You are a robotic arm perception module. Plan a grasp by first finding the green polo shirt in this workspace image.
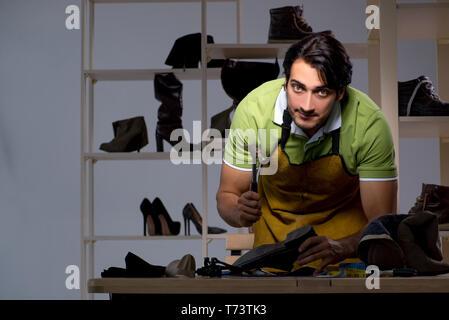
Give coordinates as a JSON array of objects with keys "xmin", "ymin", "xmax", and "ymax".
[{"xmin": 223, "ymin": 78, "xmax": 397, "ymax": 180}]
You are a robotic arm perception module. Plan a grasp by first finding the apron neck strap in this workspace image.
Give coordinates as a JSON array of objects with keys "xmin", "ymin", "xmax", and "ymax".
[
  {"xmin": 280, "ymin": 109, "xmax": 292, "ymax": 150},
  {"xmin": 331, "ymin": 128, "xmax": 340, "ymax": 154}
]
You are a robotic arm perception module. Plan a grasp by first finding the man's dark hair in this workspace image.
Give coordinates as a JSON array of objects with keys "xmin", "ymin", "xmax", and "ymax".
[{"xmin": 283, "ymin": 31, "xmax": 352, "ymax": 91}]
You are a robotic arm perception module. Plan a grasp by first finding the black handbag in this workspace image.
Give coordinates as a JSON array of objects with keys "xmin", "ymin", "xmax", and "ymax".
[{"xmin": 220, "ymin": 58, "xmax": 280, "ymax": 104}]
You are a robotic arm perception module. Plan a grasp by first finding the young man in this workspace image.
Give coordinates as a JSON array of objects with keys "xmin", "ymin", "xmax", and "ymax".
[{"xmin": 216, "ymin": 32, "xmax": 398, "ymax": 275}]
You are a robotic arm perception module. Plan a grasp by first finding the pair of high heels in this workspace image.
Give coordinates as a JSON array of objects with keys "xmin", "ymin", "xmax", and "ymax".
[
  {"xmin": 182, "ymin": 203, "xmax": 227, "ymax": 236},
  {"xmin": 140, "ymin": 197, "xmax": 181, "ymax": 236}
]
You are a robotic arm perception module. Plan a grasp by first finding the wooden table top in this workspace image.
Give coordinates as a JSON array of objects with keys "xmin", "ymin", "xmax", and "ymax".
[{"xmin": 88, "ymin": 275, "xmax": 449, "ymax": 294}]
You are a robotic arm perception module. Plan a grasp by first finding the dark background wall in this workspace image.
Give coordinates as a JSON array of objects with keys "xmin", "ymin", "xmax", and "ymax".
[{"xmin": 0, "ymin": 0, "xmax": 439, "ymax": 298}]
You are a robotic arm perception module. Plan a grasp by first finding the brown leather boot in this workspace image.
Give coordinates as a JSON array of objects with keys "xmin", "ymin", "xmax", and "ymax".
[
  {"xmin": 268, "ymin": 5, "xmax": 313, "ymax": 43},
  {"xmin": 398, "ymin": 76, "xmax": 449, "ymax": 116},
  {"xmin": 409, "ymin": 183, "xmax": 449, "ymax": 224}
]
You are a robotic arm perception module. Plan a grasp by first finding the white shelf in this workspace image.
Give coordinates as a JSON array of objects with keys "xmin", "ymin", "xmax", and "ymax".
[
  {"xmin": 85, "ymin": 152, "xmax": 171, "ymax": 161},
  {"xmin": 397, "ymin": 2, "xmax": 449, "ymax": 40},
  {"xmin": 85, "ymin": 68, "xmax": 221, "ymax": 81},
  {"xmin": 399, "ymin": 116, "xmax": 449, "ymax": 138},
  {"xmin": 84, "ymin": 152, "xmax": 208, "ymax": 161},
  {"xmin": 207, "ymin": 43, "xmax": 368, "ymax": 60},
  {"xmin": 93, "ymin": 0, "xmax": 235, "ymax": 3},
  {"xmin": 206, "ymin": 234, "xmax": 227, "ymax": 240},
  {"xmin": 84, "ymin": 235, "xmax": 201, "ymax": 241}
]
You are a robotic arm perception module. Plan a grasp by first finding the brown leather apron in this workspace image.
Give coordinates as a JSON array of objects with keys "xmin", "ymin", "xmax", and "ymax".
[{"xmin": 254, "ymin": 110, "xmax": 367, "ymax": 269}]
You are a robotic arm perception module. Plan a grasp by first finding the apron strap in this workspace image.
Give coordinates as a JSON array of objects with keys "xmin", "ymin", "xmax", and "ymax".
[
  {"xmin": 331, "ymin": 128, "xmax": 340, "ymax": 155},
  {"xmin": 280, "ymin": 109, "xmax": 340, "ymax": 155},
  {"xmin": 280, "ymin": 109, "xmax": 292, "ymax": 150}
]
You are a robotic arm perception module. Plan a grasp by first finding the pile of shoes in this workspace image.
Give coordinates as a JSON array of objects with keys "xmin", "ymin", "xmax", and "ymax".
[
  {"xmin": 398, "ymin": 76, "xmax": 449, "ymax": 116},
  {"xmin": 358, "ymin": 183, "xmax": 449, "ymax": 275},
  {"xmin": 101, "ymin": 251, "xmax": 196, "ymax": 278},
  {"xmin": 139, "ymin": 197, "xmax": 226, "ymax": 236}
]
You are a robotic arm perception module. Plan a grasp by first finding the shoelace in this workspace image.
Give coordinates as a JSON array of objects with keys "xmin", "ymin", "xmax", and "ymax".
[{"xmin": 407, "ymin": 78, "xmax": 441, "ymax": 116}]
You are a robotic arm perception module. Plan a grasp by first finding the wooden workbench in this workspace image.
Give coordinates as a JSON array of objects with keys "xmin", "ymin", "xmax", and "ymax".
[{"xmin": 88, "ymin": 275, "xmax": 449, "ymax": 294}]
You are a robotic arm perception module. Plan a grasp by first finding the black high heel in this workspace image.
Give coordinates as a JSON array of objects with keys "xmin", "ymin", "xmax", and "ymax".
[
  {"xmin": 152, "ymin": 197, "xmax": 181, "ymax": 236},
  {"xmin": 182, "ymin": 203, "xmax": 227, "ymax": 235},
  {"xmin": 140, "ymin": 198, "xmax": 161, "ymax": 236}
]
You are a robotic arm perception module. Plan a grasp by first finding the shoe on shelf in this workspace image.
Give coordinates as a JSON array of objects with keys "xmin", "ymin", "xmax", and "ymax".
[
  {"xmin": 154, "ymin": 72, "xmax": 198, "ymax": 152},
  {"xmin": 152, "ymin": 197, "xmax": 181, "ymax": 236},
  {"xmin": 409, "ymin": 183, "xmax": 449, "ymax": 224},
  {"xmin": 267, "ymin": 5, "xmax": 313, "ymax": 43},
  {"xmin": 99, "ymin": 116, "xmax": 148, "ymax": 152},
  {"xmin": 220, "ymin": 59, "xmax": 280, "ymax": 106},
  {"xmin": 398, "ymin": 76, "xmax": 449, "ymax": 116},
  {"xmin": 182, "ymin": 202, "xmax": 227, "ymax": 235},
  {"xmin": 140, "ymin": 198, "xmax": 162, "ymax": 236},
  {"xmin": 165, "ymin": 33, "xmax": 225, "ymax": 69},
  {"xmin": 210, "ymin": 102, "xmax": 237, "ymax": 139}
]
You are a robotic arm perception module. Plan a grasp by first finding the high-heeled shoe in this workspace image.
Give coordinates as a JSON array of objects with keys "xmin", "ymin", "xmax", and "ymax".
[
  {"xmin": 183, "ymin": 203, "xmax": 227, "ymax": 235},
  {"xmin": 152, "ymin": 197, "xmax": 181, "ymax": 236},
  {"xmin": 139, "ymin": 198, "xmax": 161, "ymax": 236},
  {"xmin": 99, "ymin": 116, "xmax": 148, "ymax": 152}
]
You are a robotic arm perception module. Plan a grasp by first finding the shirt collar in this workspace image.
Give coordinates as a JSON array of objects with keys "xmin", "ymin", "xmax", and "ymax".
[{"xmin": 273, "ymin": 86, "xmax": 341, "ymax": 144}]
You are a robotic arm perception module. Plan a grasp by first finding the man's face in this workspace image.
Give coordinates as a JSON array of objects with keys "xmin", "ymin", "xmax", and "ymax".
[{"xmin": 285, "ymin": 58, "xmax": 344, "ymax": 138}]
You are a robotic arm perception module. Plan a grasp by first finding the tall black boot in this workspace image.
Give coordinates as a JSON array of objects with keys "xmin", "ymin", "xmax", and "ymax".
[{"xmin": 154, "ymin": 73, "xmax": 193, "ymax": 152}]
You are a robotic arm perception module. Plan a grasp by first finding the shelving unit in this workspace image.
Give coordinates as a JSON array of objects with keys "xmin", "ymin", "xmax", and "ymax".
[
  {"xmin": 80, "ymin": 0, "xmax": 253, "ymax": 300},
  {"xmin": 80, "ymin": 0, "xmax": 449, "ymax": 299},
  {"xmin": 367, "ymin": 0, "xmax": 449, "ymax": 192}
]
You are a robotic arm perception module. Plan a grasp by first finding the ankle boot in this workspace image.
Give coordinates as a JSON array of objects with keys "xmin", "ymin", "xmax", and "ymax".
[
  {"xmin": 99, "ymin": 116, "xmax": 148, "ymax": 152},
  {"xmin": 165, "ymin": 33, "xmax": 225, "ymax": 69},
  {"xmin": 268, "ymin": 5, "xmax": 313, "ymax": 43},
  {"xmin": 154, "ymin": 73, "xmax": 194, "ymax": 152},
  {"xmin": 398, "ymin": 76, "xmax": 449, "ymax": 116},
  {"xmin": 409, "ymin": 183, "xmax": 449, "ymax": 224}
]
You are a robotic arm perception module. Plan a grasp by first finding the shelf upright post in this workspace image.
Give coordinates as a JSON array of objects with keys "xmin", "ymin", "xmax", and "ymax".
[
  {"xmin": 87, "ymin": 0, "xmax": 96, "ymax": 301},
  {"xmin": 80, "ymin": 0, "xmax": 88, "ymax": 301},
  {"xmin": 378, "ymin": 0, "xmax": 399, "ymax": 212},
  {"xmin": 438, "ymin": 39, "xmax": 449, "ymax": 186},
  {"xmin": 201, "ymin": 0, "xmax": 208, "ymax": 259},
  {"xmin": 437, "ymin": 0, "xmax": 449, "ymax": 186},
  {"xmin": 236, "ymin": 0, "xmax": 241, "ymax": 44}
]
